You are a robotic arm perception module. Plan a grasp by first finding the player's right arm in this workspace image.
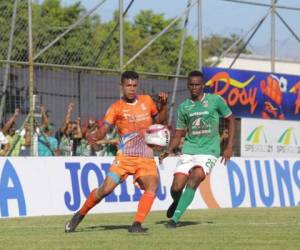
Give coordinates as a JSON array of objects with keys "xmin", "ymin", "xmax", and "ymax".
[
  {"xmin": 87, "ymin": 102, "xmax": 118, "ymax": 145},
  {"xmin": 85, "ymin": 123, "xmax": 110, "ymax": 148},
  {"xmin": 159, "ymin": 129, "xmax": 185, "ymax": 163},
  {"xmin": 159, "ymin": 104, "xmax": 186, "ymax": 162},
  {"xmin": 168, "ymin": 129, "xmax": 186, "ymax": 154}
]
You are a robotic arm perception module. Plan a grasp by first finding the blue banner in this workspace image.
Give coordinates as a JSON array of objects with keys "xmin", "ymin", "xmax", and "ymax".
[{"xmin": 203, "ymin": 67, "xmax": 300, "ymax": 120}]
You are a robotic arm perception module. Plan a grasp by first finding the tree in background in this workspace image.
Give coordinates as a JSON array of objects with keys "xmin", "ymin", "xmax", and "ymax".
[
  {"xmin": 0, "ymin": 0, "xmax": 251, "ymax": 75},
  {"xmin": 203, "ymin": 33, "xmax": 251, "ymax": 64},
  {"xmin": 0, "ymin": 0, "xmax": 28, "ymax": 61}
]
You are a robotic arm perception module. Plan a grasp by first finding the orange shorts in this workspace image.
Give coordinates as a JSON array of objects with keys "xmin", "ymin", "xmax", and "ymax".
[{"xmin": 109, "ymin": 155, "xmax": 158, "ymax": 183}]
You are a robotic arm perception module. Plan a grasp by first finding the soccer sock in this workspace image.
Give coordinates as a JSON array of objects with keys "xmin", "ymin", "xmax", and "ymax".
[
  {"xmin": 134, "ymin": 191, "xmax": 156, "ymax": 223},
  {"xmin": 171, "ymin": 187, "xmax": 196, "ymax": 223},
  {"xmin": 79, "ymin": 188, "xmax": 100, "ymax": 215},
  {"xmin": 171, "ymin": 189, "xmax": 182, "ymax": 202}
]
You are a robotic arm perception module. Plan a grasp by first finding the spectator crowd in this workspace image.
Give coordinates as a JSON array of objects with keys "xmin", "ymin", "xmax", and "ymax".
[
  {"xmin": 0, "ymin": 103, "xmax": 119, "ymax": 157},
  {"xmin": 0, "ymin": 104, "xmax": 229, "ymax": 157}
]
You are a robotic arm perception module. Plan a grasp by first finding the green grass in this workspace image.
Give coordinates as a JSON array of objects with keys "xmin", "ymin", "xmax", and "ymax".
[{"xmin": 0, "ymin": 207, "xmax": 299, "ymax": 250}]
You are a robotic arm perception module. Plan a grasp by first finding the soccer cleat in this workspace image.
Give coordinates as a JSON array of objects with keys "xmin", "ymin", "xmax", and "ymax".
[
  {"xmin": 65, "ymin": 211, "xmax": 85, "ymax": 233},
  {"xmin": 128, "ymin": 221, "xmax": 147, "ymax": 233},
  {"xmin": 166, "ymin": 201, "xmax": 178, "ymax": 218},
  {"xmin": 165, "ymin": 219, "xmax": 177, "ymax": 229}
]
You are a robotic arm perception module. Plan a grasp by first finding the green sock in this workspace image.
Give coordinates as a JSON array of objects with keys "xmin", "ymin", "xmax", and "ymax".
[{"xmin": 171, "ymin": 187, "xmax": 196, "ymax": 223}]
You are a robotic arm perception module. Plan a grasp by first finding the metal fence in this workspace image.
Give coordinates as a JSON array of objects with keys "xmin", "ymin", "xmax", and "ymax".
[
  {"xmin": 0, "ymin": 0, "xmax": 202, "ymax": 133},
  {"xmin": 0, "ymin": 62, "xmax": 189, "ymax": 128},
  {"xmin": 0, "ymin": 61, "xmax": 242, "ymax": 156},
  {"xmin": 4, "ymin": 0, "xmax": 297, "ymax": 156}
]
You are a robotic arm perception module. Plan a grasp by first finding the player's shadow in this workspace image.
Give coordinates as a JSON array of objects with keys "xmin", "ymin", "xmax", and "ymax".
[
  {"xmin": 81, "ymin": 224, "xmax": 149, "ymax": 232},
  {"xmin": 84, "ymin": 224, "xmax": 130, "ymax": 231},
  {"xmin": 155, "ymin": 220, "xmax": 213, "ymax": 227}
]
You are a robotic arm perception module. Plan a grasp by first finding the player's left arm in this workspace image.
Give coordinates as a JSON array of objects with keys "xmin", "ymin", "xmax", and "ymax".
[
  {"xmin": 222, "ymin": 114, "xmax": 235, "ymax": 164},
  {"xmin": 216, "ymin": 95, "xmax": 235, "ymax": 164},
  {"xmin": 154, "ymin": 92, "xmax": 168, "ymax": 124}
]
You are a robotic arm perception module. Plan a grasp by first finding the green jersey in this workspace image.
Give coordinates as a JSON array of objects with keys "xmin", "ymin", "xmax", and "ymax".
[{"xmin": 176, "ymin": 93, "xmax": 232, "ymax": 157}]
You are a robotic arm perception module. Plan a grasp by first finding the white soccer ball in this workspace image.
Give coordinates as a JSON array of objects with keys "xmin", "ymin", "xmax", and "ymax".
[{"xmin": 144, "ymin": 124, "xmax": 170, "ymax": 147}]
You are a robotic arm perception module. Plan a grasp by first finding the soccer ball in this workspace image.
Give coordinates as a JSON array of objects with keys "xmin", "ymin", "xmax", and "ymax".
[{"xmin": 144, "ymin": 124, "xmax": 170, "ymax": 147}]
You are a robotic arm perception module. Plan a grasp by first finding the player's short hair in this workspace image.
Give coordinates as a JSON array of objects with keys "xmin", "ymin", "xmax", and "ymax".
[
  {"xmin": 121, "ymin": 71, "xmax": 139, "ymax": 83},
  {"xmin": 188, "ymin": 70, "xmax": 203, "ymax": 78}
]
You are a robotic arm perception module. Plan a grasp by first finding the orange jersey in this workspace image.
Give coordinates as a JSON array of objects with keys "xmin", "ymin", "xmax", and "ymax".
[{"xmin": 104, "ymin": 95, "xmax": 158, "ymax": 157}]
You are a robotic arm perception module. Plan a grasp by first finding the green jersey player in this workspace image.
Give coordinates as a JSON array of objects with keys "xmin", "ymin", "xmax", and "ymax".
[{"xmin": 161, "ymin": 70, "xmax": 235, "ymax": 228}]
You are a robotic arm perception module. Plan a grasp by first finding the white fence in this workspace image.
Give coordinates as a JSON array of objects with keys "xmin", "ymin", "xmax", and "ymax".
[{"xmin": 0, "ymin": 157, "xmax": 299, "ymax": 218}]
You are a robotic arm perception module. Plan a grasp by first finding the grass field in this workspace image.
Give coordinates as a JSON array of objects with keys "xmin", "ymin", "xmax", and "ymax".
[{"xmin": 0, "ymin": 207, "xmax": 299, "ymax": 250}]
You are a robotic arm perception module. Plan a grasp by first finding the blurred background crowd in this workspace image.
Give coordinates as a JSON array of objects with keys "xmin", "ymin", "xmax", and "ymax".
[
  {"xmin": 0, "ymin": 103, "xmax": 119, "ymax": 157},
  {"xmin": 0, "ymin": 101, "xmax": 229, "ymax": 157}
]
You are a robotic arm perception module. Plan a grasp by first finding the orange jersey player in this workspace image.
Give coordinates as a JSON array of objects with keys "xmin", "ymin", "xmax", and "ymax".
[
  {"xmin": 65, "ymin": 70, "xmax": 168, "ymax": 233},
  {"xmin": 105, "ymin": 94, "xmax": 158, "ymax": 158}
]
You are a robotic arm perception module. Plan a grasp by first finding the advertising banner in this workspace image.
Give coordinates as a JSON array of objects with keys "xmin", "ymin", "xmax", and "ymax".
[
  {"xmin": 203, "ymin": 67, "xmax": 300, "ymax": 120},
  {"xmin": 1, "ymin": 157, "xmax": 299, "ymax": 218},
  {"xmin": 241, "ymin": 118, "xmax": 300, "ymax": 157}
]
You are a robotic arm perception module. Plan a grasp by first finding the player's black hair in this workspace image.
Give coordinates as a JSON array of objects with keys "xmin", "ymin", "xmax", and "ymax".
[
  {"xmin": 121, "ymin": 71, "xmax": 139, "ymax": 82},
  {"xmin": 188, "ymin": 70, "xmax": 204, "ymax": 78}
]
